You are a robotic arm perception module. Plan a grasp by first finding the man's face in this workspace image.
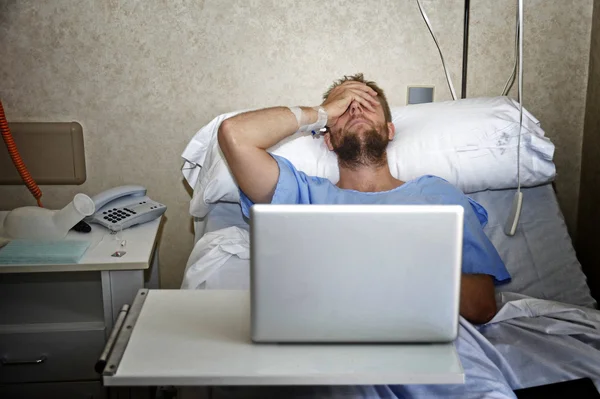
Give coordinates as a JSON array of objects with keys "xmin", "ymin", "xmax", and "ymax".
[{"xmin": 325, "ymin": 98, "xmax": 395, "ymax": 169}]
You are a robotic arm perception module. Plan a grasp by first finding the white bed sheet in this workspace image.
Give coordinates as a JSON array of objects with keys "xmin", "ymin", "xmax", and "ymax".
[
  {"xmin": 187, "ymin": 184, "xmax": 596, "ymax": 308},
  {"xmin": 193, "ymin": 202, "xmax": 248, "ymax": 242}
]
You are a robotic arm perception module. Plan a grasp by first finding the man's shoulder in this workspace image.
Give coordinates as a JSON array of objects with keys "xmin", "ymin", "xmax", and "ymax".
[
  {"xmin": 412, "ymin": 175, "xmax": 470, "ymax": 202},
  {"xmin": 413, "ymin": 174, "xmax": 457, "ymax": 189},
  {"xmin": 414, "ymin": 175, "xmax": 488, "ymax": 225}
]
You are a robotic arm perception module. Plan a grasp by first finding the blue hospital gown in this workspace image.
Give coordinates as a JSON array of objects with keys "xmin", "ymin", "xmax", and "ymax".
[{"xmin": 240, "ymin": 154, "xmax": 510, "ymax": 284}]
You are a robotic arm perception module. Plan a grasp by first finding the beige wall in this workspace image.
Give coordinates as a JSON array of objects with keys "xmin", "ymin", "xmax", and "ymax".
[
  {"xmin": 578, "ymin": 0, "xmax": 600, "ymax": 299},
  {"xmin": 0, "ymin": 0, "xmax": 593, "ymax": 288}
]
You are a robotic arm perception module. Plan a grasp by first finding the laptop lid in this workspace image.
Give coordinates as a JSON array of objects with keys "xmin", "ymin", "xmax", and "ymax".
[{"xmin": 250, "ymin": 204, "xmax": 463, "ymax": 343}]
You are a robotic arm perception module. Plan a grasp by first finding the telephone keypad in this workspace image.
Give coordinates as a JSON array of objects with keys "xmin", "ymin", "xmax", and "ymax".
[{"xmin": 89, "ymin": 198, "xmax": 166, "ymax": 232}]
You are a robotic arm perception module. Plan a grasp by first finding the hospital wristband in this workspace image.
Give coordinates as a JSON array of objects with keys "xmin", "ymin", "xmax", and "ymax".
[{"xmin": 309, "ymin": 106, "xmax": 328, "ymax": 135}]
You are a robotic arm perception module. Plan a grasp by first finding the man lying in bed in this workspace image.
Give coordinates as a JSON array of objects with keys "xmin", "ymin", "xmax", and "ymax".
[{"xmin": 218, "ymin": 73, "xmax": 510, "ymax": 325}]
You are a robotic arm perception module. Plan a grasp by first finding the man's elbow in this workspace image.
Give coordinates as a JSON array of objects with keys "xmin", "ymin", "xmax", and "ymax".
[
  {"xmin": 460, "ymin": 274, "xmax": 498, "ymax": 324},
  {"xmin": 464, "ymin": 299, "xmax": 497, "ymax": 325},
  {"xmin": 217, "ymin": 119, "xmax": 237, "ymax": 152}
]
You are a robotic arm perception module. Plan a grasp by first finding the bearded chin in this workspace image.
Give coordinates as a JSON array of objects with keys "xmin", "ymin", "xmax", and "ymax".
[{"xmin": 332, "ymin": 128, "xmax": 390, "ymax": 170}]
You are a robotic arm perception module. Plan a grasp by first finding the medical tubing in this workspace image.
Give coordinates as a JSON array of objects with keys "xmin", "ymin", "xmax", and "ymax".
[
  {"xmin": 502, "ymin": 8, "xmax": 519, "ymax": 96},
  {"xmin": 416, "ymin": 0, "xmax": 458, "ymax": 101},
  {"xmin": 0, "ymin": 100, "xmax": 43, "ymax": 207}
]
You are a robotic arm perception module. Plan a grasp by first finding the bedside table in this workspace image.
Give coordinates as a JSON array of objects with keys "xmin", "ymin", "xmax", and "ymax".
[
  {"xmin": 0, "ymin": 212, "xmax": 162, "ymax": 399},
  {"xmin": 103, "ymin": 290, "xmax": 463, "ymax": 388}
]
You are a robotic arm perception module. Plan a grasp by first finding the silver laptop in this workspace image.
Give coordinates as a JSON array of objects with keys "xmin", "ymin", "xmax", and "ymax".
[{"xmin": 250, "ymin": 204, "xmax": 464, "ymax": 343}]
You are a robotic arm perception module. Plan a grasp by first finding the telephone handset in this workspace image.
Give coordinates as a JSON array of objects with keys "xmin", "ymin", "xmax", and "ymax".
[{"xmin": 85, "ymin": 185, "xmax": 166, "ymax": 231}]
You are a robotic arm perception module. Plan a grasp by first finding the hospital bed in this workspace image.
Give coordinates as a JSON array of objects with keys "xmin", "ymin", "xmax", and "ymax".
[
  {"xmin": 179, "ymin": 183, "xmax": 600, "ymax": 398},
  {"xmin": 173, "ymin": 1, "xmax": 600, "ymax": 391}
]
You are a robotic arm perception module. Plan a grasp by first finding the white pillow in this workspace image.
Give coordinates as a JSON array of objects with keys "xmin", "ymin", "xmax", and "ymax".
[{"xmin": 182, "ymin": 97, "xmax": 556, "ymax": 217}]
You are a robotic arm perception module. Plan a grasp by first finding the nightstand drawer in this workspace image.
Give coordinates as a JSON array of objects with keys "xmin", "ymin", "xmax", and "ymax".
[
  {"xmin": 0, "ymin": 271, "xmax": 104, "ymax": 325},
  {"xmin": 0, "ymin": 327, "xmax": 105, "ymax": 384}
]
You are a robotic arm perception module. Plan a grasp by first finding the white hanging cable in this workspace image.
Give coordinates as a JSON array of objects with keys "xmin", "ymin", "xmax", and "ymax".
[
  {"xmin": 516, "ymin": 0, "xmax": 523, "ymax": 193},
  {"xmin": 501, "ymin": 10, "xmax": 519, "ymax": 96},
  {"xmin": 416, "ymin": 0, "xmax": 458, "ymax": 100},
  {"xmin": 504, "ymin": 0, "xmax": 524, "ymax": 236}
]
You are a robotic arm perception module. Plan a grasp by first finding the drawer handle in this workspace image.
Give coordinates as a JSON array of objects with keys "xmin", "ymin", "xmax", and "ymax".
[{"xmin": 1, "ymin": 355, "xmax": 47, "ymax": 366}]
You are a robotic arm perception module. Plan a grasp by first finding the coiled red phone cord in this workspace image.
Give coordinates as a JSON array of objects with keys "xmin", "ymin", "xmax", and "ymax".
[{"xmin": 0, "ymin": 100, "xmax": 43, "ymax": 207}]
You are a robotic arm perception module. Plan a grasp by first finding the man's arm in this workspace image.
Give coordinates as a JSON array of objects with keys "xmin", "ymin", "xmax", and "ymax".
[
  {"xmin": 218, "ymin": 107, "xmax": 312, "ymax": 204},
  {"xmin": 218, "ymin": 82, "xmax": 378, "ymax": 204},
  {"xmin": 460, "ymin": 274, "xmax": 497, "ymax": 324}
]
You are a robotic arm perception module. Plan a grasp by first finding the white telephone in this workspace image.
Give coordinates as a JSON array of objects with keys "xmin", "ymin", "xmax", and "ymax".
[{"xmin": 85, "ymin": 185, "xmax": 166, "ymax": 232}]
